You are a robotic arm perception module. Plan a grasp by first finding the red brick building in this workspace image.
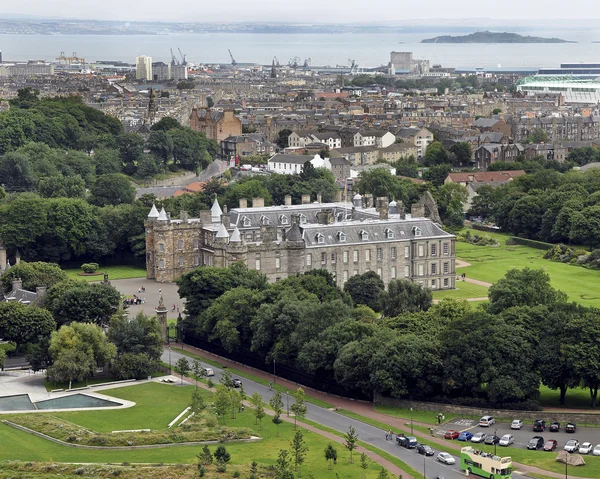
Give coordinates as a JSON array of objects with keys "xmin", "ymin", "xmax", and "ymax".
[{"xmin": 189, "ymin": 108, "xmax": 242, "ymax": 142}]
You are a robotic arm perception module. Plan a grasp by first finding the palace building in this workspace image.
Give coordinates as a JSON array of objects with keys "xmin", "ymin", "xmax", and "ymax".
[{"xmin": 145, "ymin": 193, "xmax": 457, "ymax": 290}]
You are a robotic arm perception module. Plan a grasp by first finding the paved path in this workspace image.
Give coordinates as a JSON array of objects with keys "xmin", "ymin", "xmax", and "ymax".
[
  {"xmin": 167, "ymin": 342, "xmax": 594, "ymax": 479},
  {"xmin": 111, "ymin": 279, "xmax": 182, "ymax": 323}
]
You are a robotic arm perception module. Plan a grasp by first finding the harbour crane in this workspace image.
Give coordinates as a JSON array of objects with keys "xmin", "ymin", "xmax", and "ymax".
[
  {"xmin": 229, "ymin": 49, "xmax": 237, "ymax": 66},
  {"xmin": 349, "ymin": 59, "xmax": 358, "ymax": 74},
  {"xmin": 273, "ymin": 56, "xmax": 280, "ymax": 67},
  {"xmin": 288, "ymin": 56, "xmax": 300, "ymax": 69},
  {"xmin": 170, "ymin": 48, "xmax": 179, "ymax": 66},
  {"xmin": 178, "ymin": 47, "xmax": 188, "ymax": 65},
  {"xmin": 303, "ymin": 58, "xmax": 311, "ymax": 70}
]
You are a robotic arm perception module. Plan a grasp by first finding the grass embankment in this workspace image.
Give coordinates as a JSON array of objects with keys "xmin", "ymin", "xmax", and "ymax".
[
  {"xmin": 431, "ymin": 281, "xmax": 490, "ymax": 301},
  {"xmin": 64, "ymin": 265, "xmax": 146, "ymax": 282},
  {"xmin": 0, "ymin": 382, "xmax": 387, "ymax": 478}
]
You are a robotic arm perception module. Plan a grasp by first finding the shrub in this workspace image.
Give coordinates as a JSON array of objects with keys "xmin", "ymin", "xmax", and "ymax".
[
  {"xmin": 198, "ymin": 466, "xmax": 206, "ymax": 477},
  {"xmin": 233, "ymin": 472, "xmax": 240, "ymax": 478},
  {"xmin": 81, "ymin": 263, "xmax": 100, "ymax": 274},
  {"xmin": 510, "ymin": 237, "xmax": 553, "ymax": 250},
  {"xmin": 215, "ymin": 463, "xmax": 227, "ymax": 473}
]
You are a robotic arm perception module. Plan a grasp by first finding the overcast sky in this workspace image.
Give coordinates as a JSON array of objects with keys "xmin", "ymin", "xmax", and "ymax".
[{"xmin": 1, "ymin": 0, "xmax": 599, "ymax": 23}]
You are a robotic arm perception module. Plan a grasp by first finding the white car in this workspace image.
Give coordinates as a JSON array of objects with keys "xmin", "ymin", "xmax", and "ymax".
[
  {"xmin": 499, "ymin": 434, "xmax": 514, "ymax": 446},
  {"xmin": 579, "ymin": 442, "xmax": 593, "ymax": 454},
  {"xmin": 479, "ymin": 415, "xmax": 495, "ymax": 427},
  {"xmin": 593, "ymin": 444, "xmax": 600, "ymax": 456},
  {"xmin": 564, "ymin": 440, "xmax": 580, "ymax": 453},
  {"xmin": 510, "ymin": 420, "xmax": 523, "ymax": 430},
  {"xmin": 437, "ymin": 452, "xmax": 456, "ymax": 465},
  {"xmin": 471, "ymin": 432, "xmax": 487, "ymax": 443},
  {"xmin": 204, "ymin": 368, "xmax": 215, "ymax": 377}
]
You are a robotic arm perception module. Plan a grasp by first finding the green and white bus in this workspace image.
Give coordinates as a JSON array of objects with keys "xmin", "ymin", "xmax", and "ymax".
[{"xmin": 460, "ymin": 446, "xmax": 512, "ymax": 479}]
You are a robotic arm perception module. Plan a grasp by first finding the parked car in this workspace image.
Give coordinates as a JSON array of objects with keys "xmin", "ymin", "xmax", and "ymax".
[
  {"xmin": 471, "ymin": 432, "xmax": 487, "ymax": 443},
  {"xmin": 417, "ymin": 444, "xmax": 435, "ymax": 456},
  {"xmin": 437, "ymin": 452, "xmax": 456, "ymax": 465},
  {"xmin": 593, "ymin": 444, "xmax": 600, "ymax": 456},
  {"xmin": 579, "ymin": 442, "xmax": 593, "ymax": 454},
  {"xmin": 397, "ymin": 435, "xmax": 418, "ymax": 449},
  {"xmin": 232, "ymin": 378, "xmax": 243, "ymax": 388},
  {"xmin": 549, "ymin": 422, "xmax": 560, "ymax": 432},
  {"xmin": 510, "ymin": 420, "xmax": 523, "ymax": 430},
  {"xmin": 533, "ymin": 420, "xmax": 546, "ymax": 432},
  {"xmin": 566, "ymin": 423, "xmax": 577, "ymax": 433},
  {"xmin": 204, "ymin": 368, "xmax": 215, "ymax": 377},
  {"xmin": 444, "ymin": 430, "xmax": 460, "ymax": 440},
  {"xmin": 527, "ymin": 436, "xmax": 544, "ymax": 450},
  {"xmin": 499, "ymin": 434, "xmax": 514, "ymax": 446},
  {"xmin": 564, "ymin": 440, "xmax": 580, "ymax": 453},
  {"xmin": 485, "ymin": 434, "xmax": 500, "ymax": 445},
  {"xmin": 544, "ymin": 440, "xmax": 558, "ymax": 451},
  {"xmin": 458, "ymin": 432, "xmax": 473, "ymax": 441},
  {"xmin": 479, "ymin": 415, "xmax": 495, "ymax": 427}
]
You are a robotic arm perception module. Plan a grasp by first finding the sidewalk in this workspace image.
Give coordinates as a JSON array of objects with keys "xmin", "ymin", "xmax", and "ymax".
[{"xmin": 173, "ymin": 342, "xmax": 590, "ymax": 479}]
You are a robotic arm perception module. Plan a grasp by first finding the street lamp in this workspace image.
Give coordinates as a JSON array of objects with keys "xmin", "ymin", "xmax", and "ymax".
[
  {"xmin": 286, "ymin": 390, "xmax": 290, "ymax": 416},
  {"xmin": 565, "ymin": 451, "xmax": 569, "ymax": 479},
  {"xmin": 273, "ymin": 358, "xmax": 276, "ymax": 385},
  {"xmin": 423, "ymin": 452, "xmax": 426, "ymax": 479},
  {"xmin": 168, "ymin": 346, "xmax": 172, "ymax": 373},
  {"xmin": 410, "ymin": 407, "xmax": 413, "ymax": 435},
  {"xmin": 494, "ymin": 428, "xmax": 497, "ymax": 456}
]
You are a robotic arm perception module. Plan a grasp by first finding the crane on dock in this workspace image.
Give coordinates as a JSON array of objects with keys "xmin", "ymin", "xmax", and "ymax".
[
  {"xmin": 303, "ymin": 58, "xmax": 311, "ymax": 70},
  {"xmin": 229, "ymin": 49, "xmax": 237, "ymax": 66},
  {"xmin": 178, "ymin": 48, "xmax": 188, "ymax": 65},
  {"xmin": 170, "ymin": 48, "xmax": 179, "ymax": 66},
  {"xmin": 288, "ymin": 57, "xmax": 300, "ymax": 69}
]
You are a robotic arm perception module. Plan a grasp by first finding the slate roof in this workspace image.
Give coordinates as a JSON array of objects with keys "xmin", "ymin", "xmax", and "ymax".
[
  {"xmin": 447, "ymin": 170, "xmax": 526, "ymax": 183},
  {"xmin": 472, "ymin": 118, "xmax": 501, "ymax": 128},
  {"xmin": 5, "ymin": 289, "xmax": 38, "ymax": 304},
  {"xmin": 268, "ymin": 153, "xmax": 313, "ymax": 165}
]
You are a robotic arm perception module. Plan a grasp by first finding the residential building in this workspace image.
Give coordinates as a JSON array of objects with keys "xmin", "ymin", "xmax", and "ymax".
[
  {"xmin": 471, "ymin": 118, "xmax": 512, "ymax": 139},
  {"xmin": 395, "ymin": 127, "xmax": 434, "ymax": 158},
  {"xmin": 474, "ymin": 143, "xmax": 523, "ymax": 170},
  {"xmin": 221, "ymin": 134, "xmax": 275, "ymax": 158},
  {"xmin": 522, "ymin": 143, "xmax": 567, "ymax": 162},
  {"xmin": 152, "ymin": 62, "xmax": 171, "ymax": 81},
  {"xmin": 354, "ymin": 130, "xmax": 396, "ymax": 148},
  {"xmin": 190, "ymin": 108, "xmax": 242, "ymax": 142},
  {"xmin": 330, "ymin": 146, "xmax": 379, "ymax": 166},
  {"xmin": 288, "ymin": 130, "xmax": 342, "ymax": 149},
  {"xmin": 136, "ymin": 55, "xmax": 152, "ymax": 81},
  {"xmin": 267, "ymin": 153, "xmax": 330, "ymax": 175}
]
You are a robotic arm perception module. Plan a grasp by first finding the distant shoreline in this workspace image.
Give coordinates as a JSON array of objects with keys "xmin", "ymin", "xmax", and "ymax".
[{"xmin": 422, "ymin": 31, "xmax": 575, "ymax": 44}]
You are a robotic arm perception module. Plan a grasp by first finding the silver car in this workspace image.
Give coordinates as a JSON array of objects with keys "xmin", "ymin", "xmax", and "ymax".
[
  {"xmin": 471, "ymin": 432, "xmax": 486, "ymax": 443},
  {"xmin": 437, "ymin": 452, "xmax": 456, "ymax": 465},
  {"xmin": 499, "ymin": 434, "xmax": 514, "ymax": 446},
  {"xmin": 564, "ymin": 440, "xmax": 579, "ymax": 453}
]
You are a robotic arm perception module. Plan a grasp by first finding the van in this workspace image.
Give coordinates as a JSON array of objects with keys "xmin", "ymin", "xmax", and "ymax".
[
  {"xmin": 479, "ymin": 415, "xmax": 495, "ymax": 427},
  {"xmin": 204, "ymin": 368, "xmax": 215, "ymax": 377}
]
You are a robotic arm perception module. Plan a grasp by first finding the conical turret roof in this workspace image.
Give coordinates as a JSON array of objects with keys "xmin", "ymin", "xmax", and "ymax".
[
  {"xmin": 230, "ymin": 226, "xmax": 242, "ymax": 243},
  {"xmin": 216, "ymin": 223, "xmax": 230, "ymax": 239},
  {"xmin": 157, "ymin": 207, "xmax": 168, "ymax": 221},
  {"xmin": 147, "ymin": 204, "xmax": 159, "ymax": 218},
  {"xmin": 211, "ymin": 197, "xmax": 223, "ymax": 223}
]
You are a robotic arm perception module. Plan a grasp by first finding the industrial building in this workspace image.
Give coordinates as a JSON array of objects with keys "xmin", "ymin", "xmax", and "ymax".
[
  {"xmin": 388, "ymin": 52, "xmax": 430, "ymax": 75},
  {"xmin": 0, "ymin": 61, "xmax": 54, "ymax": 77},
  {"xmin": 516, "ymin": 75, "xmax": 600, "ymax": 104}
]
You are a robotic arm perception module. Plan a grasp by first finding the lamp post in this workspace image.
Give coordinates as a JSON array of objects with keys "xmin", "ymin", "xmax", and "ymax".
[
  {"xmin": 273, "ymin": 358, "xmax": 276, "ymax": 385},
  {"xmin": 168, "ymin": 345, "xmax": 172, "ymax": 373},
  {"xmin": 410, "ymin": 407, "xmax": 414, "ymax": 435},
  {"xmin": 286, "ymin": 390, "xmax": 290, "ymax": 416},
  {"xmin": 423, "ymin": 452, "xmax": 426, "ymax": 479},
  {"xmin": 494, "ymin": 428, "xmax": 497, "ymax": 456},
  {"xmin": 565, "ymin": 451, "xmax": 569, "ymax": 479}
]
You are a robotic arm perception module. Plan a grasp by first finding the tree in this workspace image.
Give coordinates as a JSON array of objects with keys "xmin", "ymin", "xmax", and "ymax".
[
  {"xmin": 48, "ymin": 348, "xmax": 93, "ymax": 388},
  {"xmin": 0, "ymin": 261, "xmax": 67, "ymax": 293},
  {"xmin": 525, "ymin": 128, "xmax": 549, "ymax": 144},
  {"xmin": 290, "ymin": 387, "xmax": 307, "ymax": 429},
  {"xmin": 324, "ymin": 443, "xmax": 337, "ymax": 469},
  {"xmin": 360, "ymin": 453, "xmax": 368, "ymax": 479},
  {"xmin": 190, "ymin": 387, "xmax": 206, "ymax": 415},
  {"xmin": 422, "ymin": 163, "xmax": 452, "ymax": 187},
  {"xmin": 270, "ymin": 389, "xmax": 285, "ymax": 436},
  {"xmin": 89, "ymin": 173, "xmax": 135, "ymax": 206},
  {"xmin": 175, "ymin": 357, "xmax": 190, "ymax": 384},
  {"xmin": 250, "ymin": 392, "xmax": 266, "ymax": 428},
  {"xmin": 0, "ymin": 152, "xmax": 36, "ymax": 191},
  {"xmin": 276, "ymin": 129, "xmax": 293, "ymax": 149},
  {"xmin": 570, "ymin": 206, "xmax": 600, "ymax": 250},
  {"xmin": 111, "ymin": 352, "xmax": 160, "ymax": 380},
  {"xmin": 146, "ymin": 130, "xmax": 173, "ymax": 166},
  {"xmin": 377, "ymin": 467, "xmax": 390, "ymax": 479},
  {"xmin": 37, "ymin": 175, "xmax": 86, "ymax": 198},
  {"xmin": 379, "ymin": 279, "xmax": 432, "ymax": 317},
  {"xmin": 423, "ymin": 141, "xmax": 449, "ymax": 166},
  {"xmin": 151, "ymin": 117, "xmax": 182, "ymax": 132},
  {"xmin": 206, "ymin": 97, "xmax": 215, "ymax": 108},
  {"xmin": 214, "ymin": 385, "xmax": 231, "ymax": 424},
  {"xmin": 436, "ymin": 182, "xmax": 468, "ymax": 226},
  {"xmin": 197, "ymin": 444, "xmax": 213, "ymax": 465},
  {"xmin": 449, "ymin": 142, "xmax": 472, "ymax": 166},
  {"xmin": 229, "ymin": 387, "xmax": 242, "ymax": 419},
  {"xmin": 343, "ymin": 271, "xmax": 385, "ymax": 311},
  {"xmin": 291, "ymin": 430, "xmax": 308, "ymax": 474},
  {"xmin": 49, "ymin": 282, "xmax": 122, "ymax": 327},
  {"xmin": 191, "ymin": 358, "xmax": 205, "ymax": 389},
  {"xmin": 275, "ymin": 449, "xmax": 294, "ymax": 479},
  {"xmin": 108, "ymin": 312, "xmax": 163, "ymax": 363},
  {"xmin": 344, "ymin": 425, "xmax": 359, "ymax": 463},
  {"xmin": 214, "ymin": 444, "xmax": 231, "ymax": 466},
  {"xmin": 0, "ymin": 303, "xmax": 55, "ymax": 351},
  {"xmin": 488, "ymin": 268, "xmax": 567, "ymax": 314}
]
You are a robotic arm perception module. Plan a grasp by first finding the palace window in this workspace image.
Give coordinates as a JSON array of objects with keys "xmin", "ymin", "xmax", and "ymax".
[
  {"xmin": 385, "ymin": 229, "xmax": 394, "ymax": 239},
  {"xmin": 337, "ymin": 232, "xmax": 347, "ymax": 242}
]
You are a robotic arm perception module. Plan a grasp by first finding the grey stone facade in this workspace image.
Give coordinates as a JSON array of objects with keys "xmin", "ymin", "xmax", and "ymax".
[{"xmin": 145, "ymin": 195, "xmax": 456, "ymax": 290}]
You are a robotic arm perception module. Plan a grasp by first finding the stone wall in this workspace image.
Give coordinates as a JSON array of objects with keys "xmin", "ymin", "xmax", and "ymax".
[{"xmin": 374, "ymin": 393, "xmax": 600, "ymax": 425}]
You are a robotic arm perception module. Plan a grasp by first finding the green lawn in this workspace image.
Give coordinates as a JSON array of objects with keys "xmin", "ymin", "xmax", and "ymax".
[
  {"xmin": 456, "ymin": 229, "xmax": 600, "ymax": 308},
  {"xmin": 538, "ymin": 384, "xmax": 600, "ymax": 411},
  {"xmin": 432, "ymin": 281, "xmax": 489, "ymax": 300},
  {"xmin": 0, "ymin": 382, "xmax": 389, "ymax": 478},
  {"xmin": 64, "ymin": 265, "xmax": 146, "ymax": 282}
]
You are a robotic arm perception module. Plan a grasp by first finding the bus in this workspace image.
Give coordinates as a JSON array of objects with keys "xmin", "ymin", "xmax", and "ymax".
[{"xmin": 460, "ymin": 446, "xmax": 512, "ymax": 479}]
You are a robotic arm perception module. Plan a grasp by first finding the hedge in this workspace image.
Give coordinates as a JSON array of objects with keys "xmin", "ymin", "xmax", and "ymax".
[{"xmin": 509, "ymin": 237, "xmax": 553, "ymax": 251}]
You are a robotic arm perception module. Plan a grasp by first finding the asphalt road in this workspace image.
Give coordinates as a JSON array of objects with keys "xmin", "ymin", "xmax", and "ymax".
[
  {"xmin": 162, "ymin": 347, "xmax": 468, "ymax": 479},
  {"xmin": 444, "ymin": 417, "xmax": 600, "ymax": 454}
]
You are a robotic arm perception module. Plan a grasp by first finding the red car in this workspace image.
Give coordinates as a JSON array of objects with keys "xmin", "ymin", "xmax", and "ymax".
[
  {"xmin": 544, "ymin": 439, "xmax": 558, "ymax": 451},
  {"xmin": 444, "ymin": 430, "xmax": 460, "ymax": 440}
]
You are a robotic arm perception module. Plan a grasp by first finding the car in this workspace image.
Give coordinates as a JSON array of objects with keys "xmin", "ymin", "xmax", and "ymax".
[
  {"xmin": 533, "ymin": 420, "xmax": 546, "ymax": 432},
  {"xmin": 458, "ymin": 432, "xmax": 473, "ymax": 441},
  {"xmin": 510, "ymin": 420, "xmax": 523, "ymax": 430},
  {"xmin": 397, "ymin": 435, "xmax": 418, "ymax": 448},
  {"xmin": 579, "ymin": 442, "xmax": 593, "ymax": 454},
  {"xmin": 444, "ymin": 430, "xmax": 460, "ymax": 440},
  {"xmin": 527, "ymin": 436, "xmax": 544, "ymax": 450},
  {"xmin": 593, "ymin": 444, "xmax": 600, "ymax": 456},
  {"xmin": 485, "ymin": 434, "xmax": 500, "ymax": 445},
  {"xmin": 566, "ymin": 423, "xmax": 577, "ymax": 433},
  {"xmin": 437, "ymin": 452, "xmax": 456, "ymax": 465},
  {"xmin": 499, "ymin": 434, "xmax": 514, "ymax": 446},
  {"xmin": 204, "ymin": 368, "xmax": 215, "ymax": 377},
  {"xmin": 232, "ymin": 378, "xmax": 243, "ymax": 388},
  {"xmin": 479, "ymin": 415, "xmax": 495, "ymax": 427},
  {"xmin": 549, "ymin": 421, "xmax": 560, "ymax": 432},
  {"xmin": 544, "ymin": 439, "xmax": 558, "ymax": 451},
  {"xmin": 417, "ymin": 444, "xmax": 435, "ymax": 456},
  {"xmin": 564, "ymin": 440, "xmax": 580, "ymax": 453},
  {"xmin": 471, "ymin": 432, "xmax": 487, "ymax": 443}
]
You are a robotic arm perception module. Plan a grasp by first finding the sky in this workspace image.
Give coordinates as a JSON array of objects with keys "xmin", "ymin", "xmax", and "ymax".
[{"xmin": 0, "ymin": 0, "xmax": 599, "ymax": 24}]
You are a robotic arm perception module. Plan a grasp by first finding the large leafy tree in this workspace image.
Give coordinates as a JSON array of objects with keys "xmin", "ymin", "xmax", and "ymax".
[
  {"xmin": 0, "ymin": 302, "xmax": 55, "ymax": 351},
  {"xmin": 343, "ymin": 271, "xmax": 385, "ymax": 311},
  {"xmin": 379, "ymin": 279, "xmax": 432, "ymax": 317},
  {"xmin": 89, "ymin": 173, "xmax": 135, "ymax": 206},
  {"xmin": 0, "ymin": 261, "xmax": 67, "ymax": 293}
]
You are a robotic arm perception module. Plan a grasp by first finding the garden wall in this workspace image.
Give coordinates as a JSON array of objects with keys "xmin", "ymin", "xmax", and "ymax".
[{"xmin": 374, "ymin": 393, "xmax": 600, "ymax": 426}]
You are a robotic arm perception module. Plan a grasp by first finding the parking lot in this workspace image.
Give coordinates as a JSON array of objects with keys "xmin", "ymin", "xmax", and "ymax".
[{"xmin": 441, "ymin": 417, "xmax": 600, "ymax": 452}]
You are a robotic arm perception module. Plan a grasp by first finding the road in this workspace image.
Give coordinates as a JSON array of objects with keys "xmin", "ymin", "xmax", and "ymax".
[{"xmin": 162, "ymin": 346, "xmax": 466, "ymax": 479}]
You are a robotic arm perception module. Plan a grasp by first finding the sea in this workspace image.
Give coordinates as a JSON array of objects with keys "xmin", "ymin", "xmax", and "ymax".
[{"xmin": 1, "ymin": 28, "xmax": 600, "ymax": 69}]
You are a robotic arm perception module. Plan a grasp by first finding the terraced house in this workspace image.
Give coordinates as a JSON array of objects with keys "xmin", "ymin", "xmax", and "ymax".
[{"xmin": 145, "ymin": 193, "xmax": 457, "ymax": 290}]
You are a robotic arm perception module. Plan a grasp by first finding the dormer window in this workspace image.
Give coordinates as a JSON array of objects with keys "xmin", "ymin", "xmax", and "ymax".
[
  {"xmin": 279, "ymin": 215, "xmax": 289, "ymax": 225},
  {"xmin": 260, "ymin": 215, "xmax": 270, "ymax": 225},
  {"xmin": 299, "ymin": 214, "xmax": 307, "ymax": 224},
  {"xmin": 242, "ymin": 216, "xmax": 251, "ymax": 227},
  {"xmin": 359, "ymin": 230, "xmax": 369, "ymax": 241},
  {"xmin": 385, "ymin": 229, "xmax": 394, "ymax": 239},
  {"xmin": 413, "ymin": 226, "xmax": 422, "ymax": 237},
  {"xmin": 337, "ymin": 232, "xmax": 347, "ymax": 242},
  {"xmin": 316, "ymin": 233, "xmax": 325, "ymax": 244}
]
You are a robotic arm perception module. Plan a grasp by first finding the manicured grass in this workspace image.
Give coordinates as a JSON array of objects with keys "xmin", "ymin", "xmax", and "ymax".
[
  {"xmin": 456, "ymin": 229, "xmax": 600, "ymax": 308},
  {"xmin": 0, "ymin": 383, "xmax": 389, "ymax": 478},
  {"xmin": 64, "ymin": 265, "xmax": 146, "ymax": 282},
  {"xmin": 42, "ymin": 375, "xmax": 143, "ymax": 392},
  {"xmin": 539, "ymin": 384, "xmax": 600, "ymax": 411},
  {"xmin": 372, "ymin": 405, "xmax": 438, "ymax": 426},
  {"xmin": 432, "ymin": 281, "xmax": 489, "ymax": 300}
]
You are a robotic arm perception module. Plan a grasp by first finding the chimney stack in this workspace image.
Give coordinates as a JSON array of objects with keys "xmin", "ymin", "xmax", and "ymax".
[
  {"xmin": 284, "ymin": 195, "xmax": 292, "ymax": 206},
  {"xmin": 36, "ymin": 285, "xmax": 47, "ymax": 300},
  {"xmin": 363, "ymin": 194, "xmax": 374, "ymax": 208},
  {"xmin": 317, "ymin": 192, "xmax": 323, "ymax": 203},
  {"xmin": 316, "ymin": 209, "xmax": 335, "ymax": 225},
  {"xmin": 301, "ymin": 194, "xmax": 311, "ymax": 204},
  {"xmin": 253, "ymin": 197, "xmax": 265, "ymax": 208},
  {"xmin": 376, "ymin": 197, "xmax": 389, "ymax": 220},
  {"xmin": 239, "ymin": 198, "xmax": 248, "ymax": 209},
  {"xmin": 180, "ymin": 210, "xmax": 189, "ymax": 223},
  {"xmin": 12, "ymin": 277, "xmax": 22, "ymax": 292}
]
